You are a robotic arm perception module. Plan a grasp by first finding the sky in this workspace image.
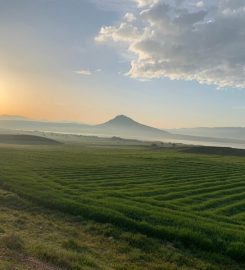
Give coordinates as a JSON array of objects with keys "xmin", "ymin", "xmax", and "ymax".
[{"xmin": 1, "ymin": 0, "xmax": 245, "ymax": 128}]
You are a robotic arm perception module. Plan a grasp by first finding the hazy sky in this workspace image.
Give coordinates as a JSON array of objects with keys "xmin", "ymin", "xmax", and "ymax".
[{"xmin": 1, "ymin": 0, "xmax": 245, "ymax": 128}]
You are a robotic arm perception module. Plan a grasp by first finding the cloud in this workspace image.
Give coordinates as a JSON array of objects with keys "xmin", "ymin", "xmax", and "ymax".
[
  {"xmin": 196, "ymin": 1, "xmax": 204, "ymax": 8},
  {"xmin": 124, "ymin": 12, "xmax": 136, "ymax": 22},
  {"xmin": 95, "ymin": 0, "xmax": 245, "ymax": 89},
  {"xmin": 75, "ymin": 69, "xmax": 92, "ymax": 76},
  {"xmin": 134, "ymin": 0, "xmax": 159, "ymax": 7},
  {"xmin": 95, "ymin": 22, "xmax": 140, "ymax": 43}
]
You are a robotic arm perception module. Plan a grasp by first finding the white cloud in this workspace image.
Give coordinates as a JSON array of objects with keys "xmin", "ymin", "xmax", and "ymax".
[
  {"xmin": 124, "ymin": 12, "xmax": 136, "ymax": 22},
  {"xmin": 95, "ymin": 21, "xmax": 140, "ymax": 43},
  {"xmin": 75, "ymin": 69, "xmax": 92, "ymax": 76},
  {"xmin": 134, "ymin": 0, "xmax": 159, "ymax": 7},
  {"xmin": 96, "ymin": 0, "xmax": 245, "ymax": 89},
  {"xmin": 196, "ymin": 1, "xmax": 204, "ymax": 8}
]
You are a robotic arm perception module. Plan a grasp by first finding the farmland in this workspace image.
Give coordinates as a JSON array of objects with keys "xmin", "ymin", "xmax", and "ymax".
[{"xmin": 0, "ymin": 144, "xmax": 244, "ymax": 269}]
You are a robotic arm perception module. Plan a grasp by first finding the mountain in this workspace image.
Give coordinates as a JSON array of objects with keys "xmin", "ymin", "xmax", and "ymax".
[
  {"xmin": 0, "ymin": 114, "xmax": 169, "ymax": 139},
  {"xmin": 94, "ymin": 115, "xmax": 169, "ymax": 138},
  {"xmin": 98, "ymin": 115, "xmax": 140, "ymax": 127}
]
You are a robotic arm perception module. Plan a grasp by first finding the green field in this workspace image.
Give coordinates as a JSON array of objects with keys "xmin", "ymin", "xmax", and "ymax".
[{"xmin": 0, "ymin": 144, "xmax": 244, "ymax": 270}]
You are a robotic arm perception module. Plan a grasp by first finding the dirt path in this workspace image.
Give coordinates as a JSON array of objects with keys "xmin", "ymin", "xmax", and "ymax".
[{"xmin": 0, "ymin": 248, "xmax": 59, "ymax": 270}]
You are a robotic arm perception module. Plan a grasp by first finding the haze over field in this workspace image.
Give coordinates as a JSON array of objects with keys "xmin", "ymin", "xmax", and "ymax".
[{"xmin": 2, "ymin": 114, "xmax": 245, "ymax": 149}]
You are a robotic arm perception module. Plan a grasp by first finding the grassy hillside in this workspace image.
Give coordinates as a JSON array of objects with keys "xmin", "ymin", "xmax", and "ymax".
[
  {"xmin": 0, "ymin": 144, "xmax": 244, "ymax": 269},
  {"xmin": 182, "ymin": 146, "xmax": 245, "ymax": 156},
  {"xmin": 0, "ymin": 134, "xmax": 61, "ymax": 145}
]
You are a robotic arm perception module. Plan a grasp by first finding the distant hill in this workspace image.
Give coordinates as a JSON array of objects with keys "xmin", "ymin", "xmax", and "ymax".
[
  {"xmin": 0, "ymin": 115, "xmax": 30, "ymax": 120},
  {"xmin": 0, "ymin": 119, "xmax": 91, "ymax": 133},
  {"xmin": 169, "ymin": 127, "xmax": 245, "ymax": 140},
  {"xmin": 0, "ymin": 135, "xmax": 61, "ymax": 145}
]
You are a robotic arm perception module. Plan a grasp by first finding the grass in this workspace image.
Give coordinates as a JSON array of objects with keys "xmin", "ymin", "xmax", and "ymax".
[
  {"xmin": 0, "ymin": 134, "xmax": 61, "ymax": 145},
  {"xmin": 0, "ymin": 143, "xmax": 244, "ymax": 269}
]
